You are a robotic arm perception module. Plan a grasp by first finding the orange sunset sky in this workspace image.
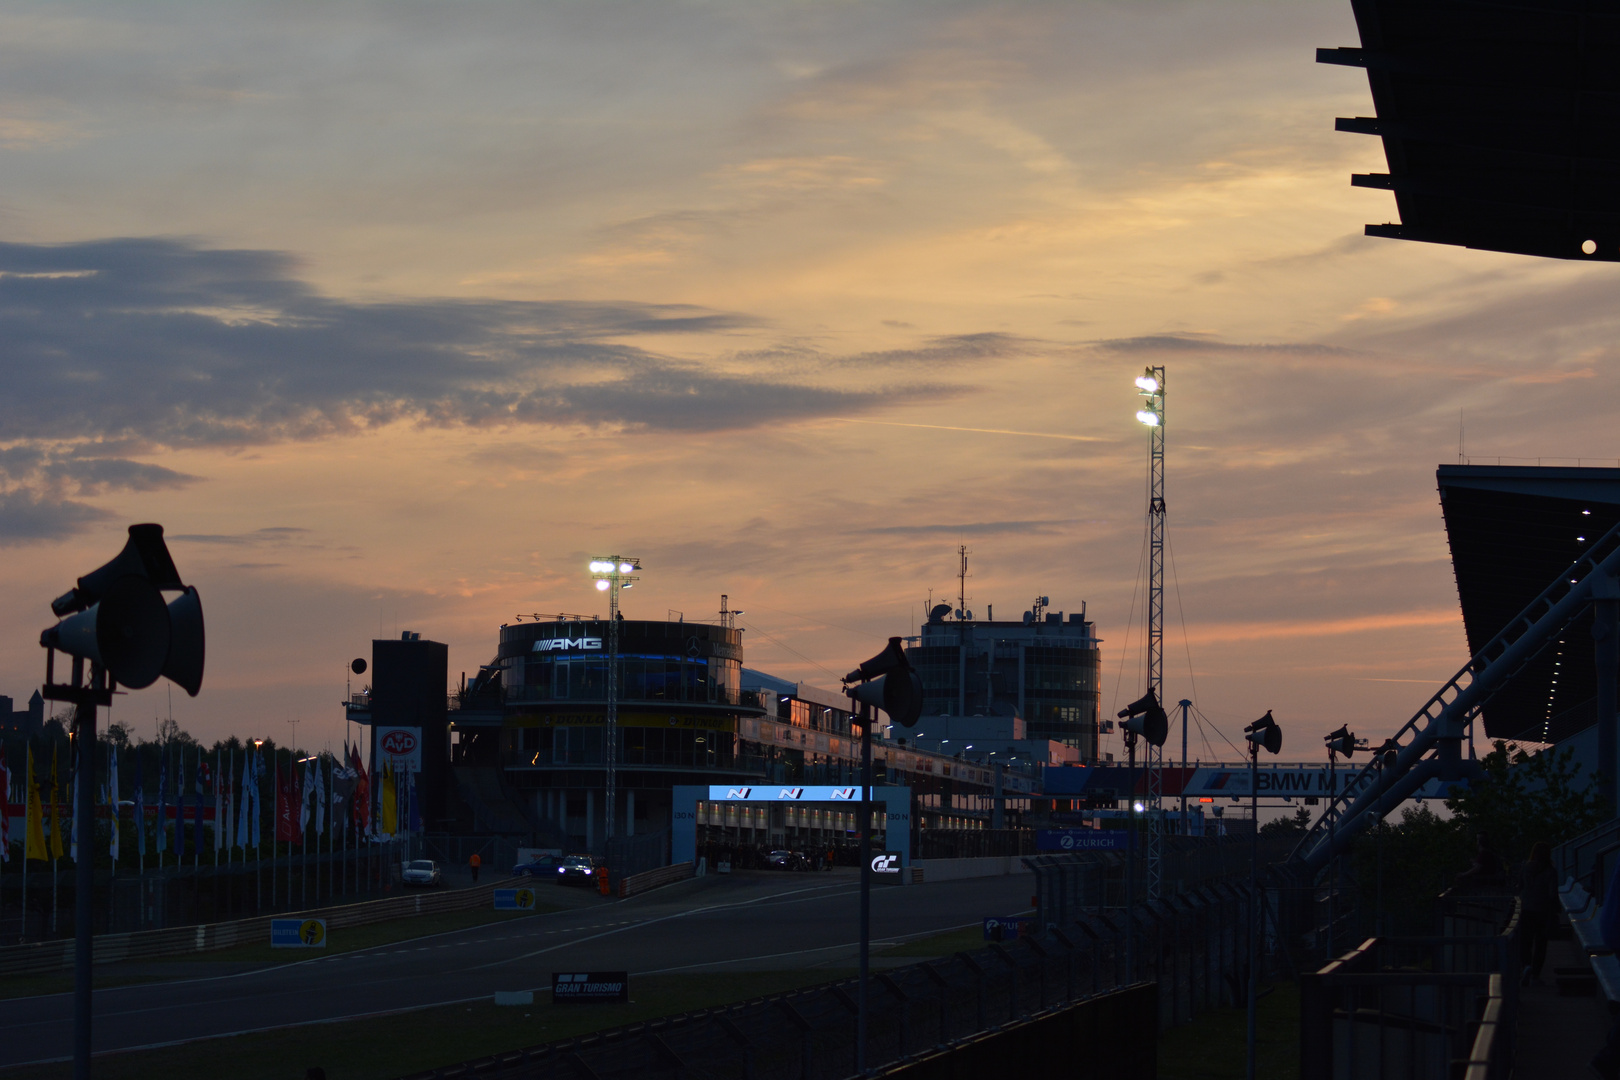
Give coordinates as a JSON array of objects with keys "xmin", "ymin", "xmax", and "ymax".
[{"xmin": 2, "ymin": 2, "xmax": 1616, "ymax": 760}]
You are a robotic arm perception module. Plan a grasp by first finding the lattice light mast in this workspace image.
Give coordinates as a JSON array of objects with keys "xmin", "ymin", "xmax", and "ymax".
[
  {"xmin": 1134, "ymin": 367, "xmax": 1166, "ymax": 899},
  {"xmin": 590, "ymin": 557, "xmax": 641, "ymax": 849}
]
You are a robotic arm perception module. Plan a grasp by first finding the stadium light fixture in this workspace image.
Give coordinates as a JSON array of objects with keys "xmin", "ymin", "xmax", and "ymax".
[
  {"xmin": 1135, "ymin": 370, "xmax": 1160, "ymax": 394},
  {"xmin": 1135, "ymin": 407, "xmax": 1160, "ymax": 427},
  {"xmin": 595, "ymin": 579, "xmax": 610, "ymax": 591}
]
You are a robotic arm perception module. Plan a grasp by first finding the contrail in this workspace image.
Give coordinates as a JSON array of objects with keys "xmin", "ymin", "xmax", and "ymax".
[{"xmin": 828, "ymin": 418, "xmax": 1105, "ymax": 442}]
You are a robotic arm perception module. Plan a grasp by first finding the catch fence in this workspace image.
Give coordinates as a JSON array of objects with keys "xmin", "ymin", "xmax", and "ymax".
[{"xmin": 401, "ymin": 881, "xmax": 1253, "ymax": 1080}]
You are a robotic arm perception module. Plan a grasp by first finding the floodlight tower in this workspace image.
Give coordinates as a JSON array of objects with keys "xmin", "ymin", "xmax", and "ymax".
[
  {"xmin": 1134, "ymin": 367, "xmax": 1166, "ymax": 899},
  {"xmin": 589, "ymin": 557, "xmax": 640, "ymax": 849}
]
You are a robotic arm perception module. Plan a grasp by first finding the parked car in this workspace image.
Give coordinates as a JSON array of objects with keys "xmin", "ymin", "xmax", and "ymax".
[
  {"xmin": 402, "ymin": 859, "xmax": 443, "ymax": 888},
  {"xmin": 514, "ymin": 854, "xmax": 562, "ymax": 877},
  {"xmin": 555, "ymin": 854, "xmax": 600, "ymax": 886},
  {"xmin": 767, "ymin": 849, "xmax": 809, "ymax": 871}
]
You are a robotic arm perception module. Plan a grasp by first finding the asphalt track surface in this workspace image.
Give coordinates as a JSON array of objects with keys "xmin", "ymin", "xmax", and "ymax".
[{"xmin": 0, "ymin": 870, "xmax": 1033, "ymax": 1067}]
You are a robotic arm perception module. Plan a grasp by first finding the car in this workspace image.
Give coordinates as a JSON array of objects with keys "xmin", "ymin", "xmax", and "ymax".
[
  {"xmin": 554, "ymin": 854, "xmax": 600, "ymax": 885},
  {"xmin": 514, "ymin": 854, "xmax": 561, "ymax": 877},
  {"xmin": 402, "ymin": 859, "xmax": 443, "ymax": 888},
  {"xmin": 767, "ymin": 849, "xmax": 808, "ymax": 870}
]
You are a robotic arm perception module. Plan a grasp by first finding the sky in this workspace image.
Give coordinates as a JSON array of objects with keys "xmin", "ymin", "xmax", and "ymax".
[{"xmin": 2, "ymin": 1, "xmax": 1618, "ymax": 762}]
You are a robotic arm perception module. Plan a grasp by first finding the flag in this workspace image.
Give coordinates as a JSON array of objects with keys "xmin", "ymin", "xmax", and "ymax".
[
  {"xmin": 48, "ymin": 747, "xmax": 63, "ymax": 860},
  {"xmin": 132, "ymin": 751, "xmax": 145, "ymax": 858},
  {"xmin": 276, "ymin": 761, "xmax": 297, "ymax": 844},
  {"xmin": 69, "ymin": 753, "xmax": 79, "ymax": 861},
  {"xmin": 156, "ymin": 747, "xmax": 168, "ymax": 855},
  {"xmin": 298, "ymin": 759, "xmax": 312, "ymax": 835},
  {"xmin": 193, "ymin": 757, "xmax": 207, "ymax": 856},
  {"xmin": 213, "ymin": 752, "xmax": 224, "ymax": 852},
  {"xmin": 108, "ymin": 744, "xmax": 120, "ymax": 862},
  {"xmin": 237, "ymin": 747, "xmax": 252, "ymax": 848},
  {"xmin": 407, "ymin": 769, "xmax": 421, "ymax": 834},
  {"xmin": 0, "ymin": 746, "xmax": 9, "ymax": 864},
  {"xmin": 219, "ymin": 750, "xmax": 230, "ymax": 852},
  {"xmin": 249, "ymin": 746, "xmax": 263, "ymax": 849},
  {"xmin": 25, "ymin": 748, "xmax": 46, "ymax": 861},
  {"xmin": 314, "ymin": 758, "xmax": 326, "ymax": 836},
  {"xmin": 350, "ymin": 744, "xmax": 370, "ymax": 835},
  {"xmin": 380, "ymin": 761, "xmax": 397, "ymax": 837}
]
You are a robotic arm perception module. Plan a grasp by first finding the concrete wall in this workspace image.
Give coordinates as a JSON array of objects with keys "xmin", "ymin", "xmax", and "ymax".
[{"xmin": 911, "ymin": 854, "xmax": 1031, "ymax": 883}]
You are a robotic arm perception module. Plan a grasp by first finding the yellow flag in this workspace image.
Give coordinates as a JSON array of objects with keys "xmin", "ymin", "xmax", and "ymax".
[
  {"xmin": 48, "ymin": 746, "xmax": 64, "ymax": 860},
  {"xmin": 380, "ymin": 762, "xmax": 397, "ymax": 836},
  {"xmin": 25, "ymin": 748, "xmax": 46, "ymax": 861}
]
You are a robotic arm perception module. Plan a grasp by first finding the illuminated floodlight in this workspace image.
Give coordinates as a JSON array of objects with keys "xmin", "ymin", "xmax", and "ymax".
[
  {"xmin": 1135, "ymin": 371, "xmax": 1160, "ymax": 394},
  {"xmin": 588, "ymin": 560, "xmax": 612, "ymax": 573},
  {"xmin": 595, "ymin": 579, "xmax": 610, "ymax": 591},
  {"xmin": 1132, "ymin": 800, "xmax": 1146, "ymax": 813},
  {"xmin": 1135, "ymin": 408, "xmax": 1160, "ymax": 427},
  {"xmin": 618, "ymin": 561, "xmax": 635, "ymax": 573}
]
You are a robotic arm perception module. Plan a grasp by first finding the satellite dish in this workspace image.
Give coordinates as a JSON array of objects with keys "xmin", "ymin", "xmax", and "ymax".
[
  {"xmin": 351, "ymin": 658, "xmax": 367, "ymax": 675},
  {"xmin": 928, "ymin": 603, "xmax": 952, "ymax": 622}
]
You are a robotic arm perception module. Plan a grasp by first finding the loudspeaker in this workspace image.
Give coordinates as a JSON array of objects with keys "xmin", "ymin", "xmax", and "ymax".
[
  {"xmin": 162, "ymin": 586, "xmax": 205, "ymax": 697},
  {"xmin": 47, "ymin": 575, "xmax": 171, "ymax": 689},
  {"xmin": 51, "ymin": 523, "xmax": 183, "ymax": 616},
  {"xmin": 1244, "ymin": 710, "xmax": 1282, "ymax": 755},
  {"xmin": 1118, "ymin": 689, "xmax": 1169, "ymax": 747},
  {"xmin": 1325, "ymin": 725, "xmax": 1356, "ymax": 757},
  {"xmin": 843, "ymin": 637, "xmax": 909, "ymax": 684},
  {"xmin": 848, "ymin": 669, "xmax": 925, "ymax": 728}
]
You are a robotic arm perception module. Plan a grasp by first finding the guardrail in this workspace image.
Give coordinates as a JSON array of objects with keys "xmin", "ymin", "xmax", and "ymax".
[
  {"xmin": 1298, "ymin": 893, "xmax": 1520, "ymax": 1080},
  {"xmin": 0, "ymin": 876, "xmax": 524, "ymax": 978},
  {"xmin": 617, "ymin": 861, "xmax": 694, "ymax": 897}
]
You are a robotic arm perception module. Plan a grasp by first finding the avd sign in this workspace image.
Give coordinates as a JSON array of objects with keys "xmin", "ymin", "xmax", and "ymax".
[
  {"xmin": 376, "ymin": 726, "xmax": 422, "ymax": 773},
  {"xmin": 533, "ymin": 637, "xmax": 602, "ymax": 652}
]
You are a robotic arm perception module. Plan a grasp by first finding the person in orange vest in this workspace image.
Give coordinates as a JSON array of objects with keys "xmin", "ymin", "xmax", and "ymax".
[{"xmin": 469, "ymin": 852, "xmax": 481, "ymax": 883}]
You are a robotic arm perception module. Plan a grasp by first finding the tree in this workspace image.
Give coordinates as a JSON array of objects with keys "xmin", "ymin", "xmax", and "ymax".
[
  {"xmin": 1444, "ymin": 739, "xmax": 1603, "ymax": 868},
  {"xmin": 1260, "ymin": 804, "xmax": 1312, "ymax": 838}
]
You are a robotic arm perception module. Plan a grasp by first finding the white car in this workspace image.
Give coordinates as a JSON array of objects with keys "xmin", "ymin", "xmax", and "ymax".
[{"xmin": 402, "ymin": 859, "xmax": 443, "ymax": 887}]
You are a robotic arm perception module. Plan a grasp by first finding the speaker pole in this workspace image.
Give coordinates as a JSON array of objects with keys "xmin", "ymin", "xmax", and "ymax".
[
  {"xmin": 72, "ymin": 662, "xmax": 101, "ymax": 1080},
  {"xmin": 857, "ymin": 698, "xmax": 872, "ymax": 1077}
]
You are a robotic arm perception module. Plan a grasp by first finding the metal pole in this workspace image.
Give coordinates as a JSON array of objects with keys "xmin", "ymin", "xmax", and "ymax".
[
  {"xmin": 72, "ymin": 662, "xmax": 101, "ymax": 1080},
  {"xmin": 1593, "ymin": 574, "xmax": 1619, "ymax": 817},
  {"xmin": 1144, "ymin": 365, "xmax": 1166, "ymax": 899},
  {"xmin": 1246, "ymin": 744, "xmax": 1259, "ymax": 1080},
  {"xmin": 858, "ymin": 699, "xmax": 872, "ymax": 1076},
  {"xmin": 1125, "ymin": 731, "xmax": 1136, "ymax": 983},
  {"xmin": 606, "ymin": 583, "xmax": 618, "ymax": 852},
  {"xmin": 1327, "ymin": 751, "xmax": 1335, "ymax": 961},
  {"xmin": 1178, "ymin": 698, "xmax": 1191, "ymax": 832}
]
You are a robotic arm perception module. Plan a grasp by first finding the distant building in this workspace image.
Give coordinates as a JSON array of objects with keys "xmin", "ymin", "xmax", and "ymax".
[
  {"xmin": 906, "ymin": 602, "xmax": 1101, "ymax": 761},
  {"xmin": 0, "ymin": 691, "xmax": 44, "ymax": 738}
]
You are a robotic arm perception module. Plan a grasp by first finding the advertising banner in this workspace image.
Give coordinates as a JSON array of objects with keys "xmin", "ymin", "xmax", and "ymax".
[
  {"xmin": 376, "ymin": 727, "xmax": 423, "ymax": 773},
  {"xmin": 552, "ymin": 971, "xmax": 629, "ymax": 1004},
  {"xmin": 494, "ymin": 887, "xmax": 538, "ymax": 911},
  {"xmin": 271, "ymin": 918, "xmax": 328, "ymax": 948},
  {"xmin": 1036, "ymin": 829, "xmax": 1132, "ymax": 852},
  {"xmin": 983, "ymin": 917, "xmax": 1030, "ymax": 942}
]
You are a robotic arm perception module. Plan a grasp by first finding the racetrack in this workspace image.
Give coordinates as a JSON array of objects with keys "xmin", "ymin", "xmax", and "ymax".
[{"xmin": 0, "ymin": 869, "xmax": 1033, "ymax": 1067}]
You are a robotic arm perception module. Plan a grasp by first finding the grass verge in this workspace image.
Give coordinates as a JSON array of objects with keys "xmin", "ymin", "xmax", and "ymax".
[
  {"xmin": 0, "ymin": 906, "xmax": 560, "ymax": 1000},
  {"xmin": 1157, "ymin": 980, "xmax": 1300, "ymax": 1080},
  {"xmin": 3, "ymin": 970, "xmax": 852, "ymax": 1080},
  {"xmin": 880, "ymin": 925, "xmax": 984, "ymax": 957}
]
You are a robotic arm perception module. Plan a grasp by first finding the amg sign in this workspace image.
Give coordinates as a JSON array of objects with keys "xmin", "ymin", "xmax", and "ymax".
[{"xmin": 533, "ymin": 637, "xmax": 603, "ymax": 652}]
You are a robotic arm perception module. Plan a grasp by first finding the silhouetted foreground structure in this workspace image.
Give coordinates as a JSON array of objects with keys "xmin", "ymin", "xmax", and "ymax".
[{"xmin": 1321, "ymin": 0, "xmax": 1620, "ymax": 261}]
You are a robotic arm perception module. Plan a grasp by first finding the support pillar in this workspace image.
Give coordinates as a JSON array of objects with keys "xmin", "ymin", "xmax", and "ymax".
[
  {"xmin": 626, "ymin": 790, "xmax": 635, "ymax": 837},
  {"xmin": 585, "ymin": 789, "xmax": 595, "ymax": 852}
]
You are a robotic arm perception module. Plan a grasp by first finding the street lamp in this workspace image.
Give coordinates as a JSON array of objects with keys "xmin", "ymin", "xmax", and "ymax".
[{"xmin": 589, "ymin": 556, "xmax": 640, "ymax": 853}]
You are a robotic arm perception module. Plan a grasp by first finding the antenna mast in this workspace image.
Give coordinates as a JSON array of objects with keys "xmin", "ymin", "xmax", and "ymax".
[
  {"xmin": 956, "ymin": 545, "xmax": 971, "ymax": 716},
  {"xmin": 1135, "ymin": 366, "xmax": 1167, "ymax": 901}
]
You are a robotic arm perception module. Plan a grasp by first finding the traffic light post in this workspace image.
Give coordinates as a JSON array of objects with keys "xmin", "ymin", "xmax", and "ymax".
[
  {"xmin": 39, "ymin": 524, "xmax": 205, "ymax": 1080},
  {"xmin": 843, "ymin": 637, "xmax": 923, "ymax": 1077},
  {"xmin": 1242, "ymin": 710, "xmax": 1282, "ymax": 1080}
]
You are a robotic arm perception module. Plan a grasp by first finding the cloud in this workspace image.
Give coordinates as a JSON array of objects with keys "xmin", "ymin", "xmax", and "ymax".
[
  {"xmin": 860, "ymin": 517, "xmax": 1089, "ymax": 536},
  {"xmin": 0, "ymin": 489, "xmax": 113, "ymax": 544},
  {"xmin": 0, "ymin": 238, "xmax": 950, "ymax": 449},
  {"xmin": 0, "ymin": 237, "xmax": 964, "ymax": 543},
  {"xmin": 169, "ymin": 527, "xmax": 311, "ymax": 545}
]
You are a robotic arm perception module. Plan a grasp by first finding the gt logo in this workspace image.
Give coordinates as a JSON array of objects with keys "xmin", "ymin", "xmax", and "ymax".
[{"xmin": 870, "ymin": 854, "xmax": 900, "ymax": 874}]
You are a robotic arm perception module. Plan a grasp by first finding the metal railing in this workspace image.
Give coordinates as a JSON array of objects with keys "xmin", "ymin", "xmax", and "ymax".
[{"xmin": 1298, "ymin": 892, "xmax": 1520, "ymax": 1080}]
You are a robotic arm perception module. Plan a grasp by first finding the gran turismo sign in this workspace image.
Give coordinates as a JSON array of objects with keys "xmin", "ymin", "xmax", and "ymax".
[{"xmin": 533, "ymin": 637, "xmax": 602, "ymax": 652}]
